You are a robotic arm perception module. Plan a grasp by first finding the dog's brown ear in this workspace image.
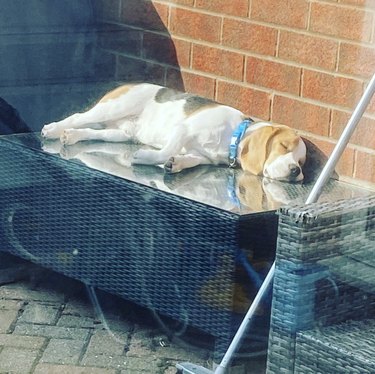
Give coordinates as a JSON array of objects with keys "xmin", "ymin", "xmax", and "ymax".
[
  {"xmin": 301, "ymin": 137, "xmax": 339, "ymax": 183},
  {"xmin": 239, "ymin": 126, "xmax": 279, "ymax": 175}
]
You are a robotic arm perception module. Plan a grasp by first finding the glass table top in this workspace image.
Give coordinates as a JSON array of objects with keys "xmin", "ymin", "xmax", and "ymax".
[{"xmin": 0, "ymin": 133, "xmax": 372, "ymax": 215}]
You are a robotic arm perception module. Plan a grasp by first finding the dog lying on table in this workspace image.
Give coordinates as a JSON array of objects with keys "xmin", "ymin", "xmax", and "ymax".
[{"xmin": 41, "ymin": 83, "xmax": 307, "ymax": 182}]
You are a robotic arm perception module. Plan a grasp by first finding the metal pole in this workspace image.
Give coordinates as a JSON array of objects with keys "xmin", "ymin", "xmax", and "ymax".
[
  {"xmin": 178, "ymin": 72, "xmax": 375, "ymax": 374},
  {"xmin": 213, "ymin": 262, "xmax": 275, "ymax": 374},
  {"xmin": 306, "ymin": 73, "xmax": 375, "ymax": 204}
]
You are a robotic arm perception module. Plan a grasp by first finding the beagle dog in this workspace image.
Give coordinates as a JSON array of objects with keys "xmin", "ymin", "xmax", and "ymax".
[{"xmin": 41, "ymin": 83, "xmax": 306, "ymax": 182}]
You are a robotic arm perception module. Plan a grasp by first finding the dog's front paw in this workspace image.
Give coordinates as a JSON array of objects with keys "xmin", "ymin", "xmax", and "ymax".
[
  {"xmin": 41, "ymin": 123, "xmax": 61, "ymax": 139},
  {"xmin": 164, "ymin": 157, "xmax": 181, "ymax": 173},
  {"xmin": 60, "ymin": 129, "xmax": 79, "ymax": 146}
]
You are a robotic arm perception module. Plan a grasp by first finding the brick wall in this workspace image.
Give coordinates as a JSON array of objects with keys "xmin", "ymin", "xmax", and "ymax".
[{"xmin": 93, "ymin": 0, "xmax": 375, "ymax": 187}]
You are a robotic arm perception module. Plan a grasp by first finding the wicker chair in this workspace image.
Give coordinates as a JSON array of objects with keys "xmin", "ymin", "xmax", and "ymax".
[{"xmin": 266, "ymin": 195, "xmax": 375, "ymax": 374}]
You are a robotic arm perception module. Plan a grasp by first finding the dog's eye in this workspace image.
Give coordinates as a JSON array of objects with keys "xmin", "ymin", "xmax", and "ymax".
[{"xmin": 280, "ymin": 142, "xmax": 289, "ymax": 150}]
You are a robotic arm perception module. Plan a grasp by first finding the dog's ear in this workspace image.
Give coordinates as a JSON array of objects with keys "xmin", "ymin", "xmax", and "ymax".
[
  {"xmin": 301, "ymin": 137, "xmax": 339, "ymax": 183},
  {"xmin": 239, "ymin": 126, "xmax": 279, "ymax": 175},
  {"xmin": 236, "ymin": 172, "xmax": 266, "ymax": 211}
]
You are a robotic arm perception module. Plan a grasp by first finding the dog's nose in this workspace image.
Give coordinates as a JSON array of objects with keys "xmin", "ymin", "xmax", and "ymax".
[{"xmin": 289, "ymin": 165, "xmax": 301, "ymax": 178}]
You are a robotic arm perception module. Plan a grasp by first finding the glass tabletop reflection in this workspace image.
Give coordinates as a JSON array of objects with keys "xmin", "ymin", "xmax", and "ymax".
[{"xmin": 1, "ymin": 133, "xmax": 371, "ymax": 215}]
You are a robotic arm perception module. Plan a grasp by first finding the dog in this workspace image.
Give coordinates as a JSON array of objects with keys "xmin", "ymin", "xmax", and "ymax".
[{"xmin": 41, "ymin": 83, "xmax": 307, "ymax": 182}]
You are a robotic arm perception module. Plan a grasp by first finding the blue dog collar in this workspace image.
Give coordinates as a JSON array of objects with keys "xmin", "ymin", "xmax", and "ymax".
[{"xmin": 229, "ymin": 118, "xmax": 253, "ymax": 167}]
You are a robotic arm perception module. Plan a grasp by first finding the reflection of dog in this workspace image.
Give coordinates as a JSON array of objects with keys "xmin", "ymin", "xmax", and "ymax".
[
  {"xmin": 42, "ymin": 83, "xmax": 306, "ymax": 182},
  {"xmin": 42, "ymin": 141, "xmax": 304, "ymax": 212}
]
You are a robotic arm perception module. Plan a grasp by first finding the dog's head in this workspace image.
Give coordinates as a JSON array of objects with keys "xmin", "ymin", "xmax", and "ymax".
[{"xmin": 239, "ymin": 124, "xmax": 306, "ymax": 182}]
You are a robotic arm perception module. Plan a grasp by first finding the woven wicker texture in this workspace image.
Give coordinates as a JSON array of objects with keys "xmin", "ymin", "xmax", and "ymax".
[
  {"xmin": 0, "ymin": 136, "xmax": 275, "ymax": 357},
  {"xmin": 267, "ymin": 196, "xmax": 375, "ymax": 374},
  {"xmin": 295, "ymin": 319, "xmax": 375, "ymax": 374}
]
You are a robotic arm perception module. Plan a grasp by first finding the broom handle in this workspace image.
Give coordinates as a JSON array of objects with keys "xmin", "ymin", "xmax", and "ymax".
[
  {"xmin": 215, "ymin": 72, "xmax": 375, "ymax": 374},
  {"xmin": 306, "ymin": 73, "xmax": 375, "ymax": 204}
]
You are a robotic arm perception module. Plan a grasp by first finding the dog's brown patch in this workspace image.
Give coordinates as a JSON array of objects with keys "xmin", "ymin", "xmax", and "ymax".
[
  {"xmin": 99, "ymin": 84, "xmax": 135, "ymax": 103},
  {"xmin": 155, "ymin": 87, "xmax": 217, "ymax": 116}
]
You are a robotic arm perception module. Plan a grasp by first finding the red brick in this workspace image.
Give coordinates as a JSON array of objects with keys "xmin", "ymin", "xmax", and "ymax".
[
  {"xmin": 272, "ymin": 95, "xmax": 330, "ymax": 135},
  {"xmin": 339, "ymin": 0, "xmax": 375, "ymax": 8},
  {"xmin": 117, "ymin": 56, "xmax": 165, "ymax": 84},
  {"xmin": 331, "ymin": 110, "xmax": 375, "ymax": 149},
  {"xmin": 309, "ymin": 3, "xmax": 373, "ymax": 42},
  {"xmin": 153, "ymin": 2, "xmax": 170, "ymax": 26},
  {"xmin": 222, "ymin": 19, "xmax": 277, "ymax": 56},
  {"xmin": 195, "ymin": 0, "xmax": 249, "ymax": 17},
  {"xmin": 168, "ymin": 0, "xmax": 194, "ymax": 5},
  {"xmin": 120, "ymin": 0, "xmax": 169, "ymax": 32},
  {"xmin": 246, "ymin": 57, "xmax": 301, "ymax": 95},
  {"xmin": 165, "ymin": 68, "xmax": 186, "ymax": 91},
  {"xmin": 251, "ymin": 0, "xmax": 309, "ymax": 29},
  {"xmin": 355, "ymin": 151, "xmax": 375, "ymax": 183},
  {"xmin": 143, "ymin": 33, "xmax": 186, "ymax": 67},
  {"xmin": 92, "ymin": 0, "xmax": 120, "ymax": 21},
  {"xmin": 216, "ymin": 81, "xmax": 271, "ymax": 119},
  {"xmin": 368, "ymin": 94, "xmax": 375, "ymax": 115},
  {"xmin": 167, "ymin": 70, "xmax": 216, "ymax": 99},
  {"xmin": 170, "ymin": 8, "xmax": 221, "ymax": 43},
  {"xmin": 339, "ymin": 43, "xmax": 375, "ymax": 78},
  {"xmin": 192, "ymin": 44, "xmax": 244, "ymax": 81},
  {"xmin": 172, "ymin": 38, "xmax": 191, "ymax": 68},
  {"xmin": 304, "ymin": 137, "xmax": 355, "ymax": 177},
  {"xmin": 302, "ymin": 70, "xmax": 363, "ymax": 108},
  {"xmin": 278, "ymin": 31, "xmax": 338, "ymax": 70}
]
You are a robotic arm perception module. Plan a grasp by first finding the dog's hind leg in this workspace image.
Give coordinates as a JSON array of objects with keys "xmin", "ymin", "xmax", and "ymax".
[
  {"xmin": 61, "ymin": 128, "xmax": 132, "ymax": 146},
  {"xmin": 42, "ymin": 101, "xmax": 140, "ymax": 139},
  {"xmin": 42, "ymin": 84, "xmax": 159, "ymax": 139}
]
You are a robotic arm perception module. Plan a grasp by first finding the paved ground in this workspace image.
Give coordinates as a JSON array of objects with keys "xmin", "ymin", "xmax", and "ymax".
[{"xmin": 0, "ymin": 255, "xmax": 266, "ymax": 374}]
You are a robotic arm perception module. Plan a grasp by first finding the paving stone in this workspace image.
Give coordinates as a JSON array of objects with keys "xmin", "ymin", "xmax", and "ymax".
[
  {"xmin": 0, "ymin": 346, "xmax": 39, "ymax": 373},
  {"xmin": 85, "ymin": 329, "xmax": 128, "ymax": 356},
  {"xmin": 120, "ymin": 356, "xmax": 167, "ymax": 373},
  {"xmin": 164, "ymin": 363, "xmax": 181, "ymax": 374},
  {"xmin": 127, "ymin": 329, "xmax": 209, "ymax": 363},
  {"xmin": 126, "ymin": 328, "xmax": 155, "ymax": 358},
  {"xmin": 63, "ymin": 299, "xmax": 95, "ymax": 318},
  {"xmin": 34, "ymin": 363, "xmax": 117, "ymax": 374},
  {"xmin": 57, "ymin": 314, "xmax": 99, "ymax": 329},
  {"xmin": 0, "ymin": 283, "xmax": 65, "ymax": 303},
  {"xmin": 0, "ymin": 309, "xmax": 19, "ymax": 333},
  {"xmin": 0, "ymin": 299, "xmax": 25, "ymax": 311},
  {"xmin": 0, "ymin": 274, "xmax": 241, "ymax": 373},
  {"xmin": 151, "ymin": 333, "xmax": 209, "ymax": 362},
  {"xmin": 0, "ymin": 333, "xmax": 46, "ymax": 349},
  {"xmin": 81, "ymin": 352, "xmax": 129, "ymax": 370},
  {"xmin": 14, "ymin": 323, "xmax": 90, "ymax": 340},
  {"xmin": 19, "ymin": 302, "xmax": 60, "ymax": 325},
  {"xmin": 41, "ymin": 338, "xmax": 87, "ymax": 365},
  {"xmin": 101, "ymin": 317, "xmax": 134, "ymax": 332}
]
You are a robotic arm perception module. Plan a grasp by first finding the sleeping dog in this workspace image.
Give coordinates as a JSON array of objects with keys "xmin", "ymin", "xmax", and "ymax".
[{"xmin": 41, "ymin": 83, "xmax": 306, "ymax": 182}]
